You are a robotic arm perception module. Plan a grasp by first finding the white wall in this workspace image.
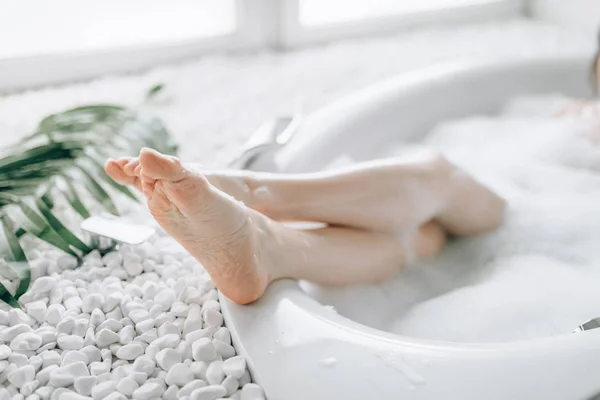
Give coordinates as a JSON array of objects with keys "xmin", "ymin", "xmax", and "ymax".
[{"xmin": 530, "ymin": 0, "xmax": 600, "ymax": 34}]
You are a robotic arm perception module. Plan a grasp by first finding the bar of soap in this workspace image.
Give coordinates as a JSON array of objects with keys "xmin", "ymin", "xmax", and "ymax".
[{"xmin": 81, "ymin": 216, "xmax": 155, "ymax": 245}]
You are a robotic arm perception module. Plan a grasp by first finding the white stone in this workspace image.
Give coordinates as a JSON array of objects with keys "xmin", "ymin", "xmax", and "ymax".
[
  {"xmin": 132, "ymin": 356, "xmax": 155, "ymax": 375},
  {"xmin": 0, "ymin": 345, "xmax": 10, "ymax": 360},
  {"xmin": 95, "ymin": 329, "xmax": 119, "ymax": 348},
  {"xmin": 74, "ymin": 375, "xmax": 97, "ymax": 396},
  {"xmin": 222, "ymin": 375, "xmax": 240, "ymax": 396},
  {"xmin": 61, "ymin": 392, "xmax": 92, "ymax": 400},
  {"xmin": 222, "ymin": 356, "xmax": 246, "ymax": 380},
  {"xmin": 96, "ymin": 319, "xmax": 122, "ymax": 333},
  {"xmin": 130, "ymin": 371, "xmax": 147, "ymax": 386},
  {"xmin": 240, "ymin": 383, "xmax": 265, "ymax": 400},
  {"xmin": 190, "ymin": 385, "xmax": 227, "ymax": 400},
  {"xmin": 212, "ymin": 339, "xmax": 235, "ymax": 359},
  {"xmin": 124, "ymin": 262, "xmax": 143, "ymax": 277},
  {"xmin": 154, "ymin": 333, "xmax": 180, "ymax": 350},
  {"xmin": 0, "ymin": 324, "xmax": 32, "ymax": 342},
  {"xmin": 11, "ymin": 332, "xmax": 42, "ymax": 351},
  {"xmin": 9, "ymin": 308, "xmax": 36, "ymax": 326},
  {"xmin": 57, "ymin": 335, "xmax": 83, "ymax": 351},
  {"xmin": 165, "ymin": 363, "xmax": 194, "ymax": 387},
  {"xmin": 35, "ymin": 364, "xmax": 58, "ymax": 386},
  {"xmin": 116, "ymin": 377, "xmax": 139, "ymax": 396},
  {"xmin": 7, "ymin": 365, "xmax": 35, "ymax": 388},
  {"xmin": 29, "ymin": 355, "xmax": 43, "ymax": 371},
  {"xmin": 135, "ymin": 319, "xmax": 154, "ymax": 335},
  {"xmin": 164, "ymin": 385, "xmax": 179, "ymax": 400},
  {"xmin": 116, "ymin": 343, "xmax": 144, "ymax": 360},
  {"xmin": 213, "ymin": 328, "xmax": 231, "ymax": 345},
  {"xmin": 89, "ymin": 309, "xmax": 105, "ymax": 328},
  {"xmin": 104, "ymin": 393, "xmax": 127, "ymax": 400},
  {"xmin": 206, "ymin": 361, "xmax": 224, "ymax": 385},
  {"xmin": 179, "ymin": 380, "xmax": 208, "ymax": 397},
  {"xmin": 190, "ymin": 362, "xmax": 208, "ymax": 380},
  {"xmin": 128, "ymin": 309, "xmax": 149, "ymax": 324},
  {"xmin": 80, "ymin": 345, "xmax": 101, "ymax": 364},
  {"xmin": 61, "ymin": 350, "xmax": 88, "ymax": 366},
  {"xmin": 192, "ymin": 338, "xmax": 217, "ymax": 362},
  {"xmin": 156, "ymin": 348, "xmax": 181, "ymax": 371},
  {"xmin": 9, "ymin": 352, "xmax": 28, "ymax": 367},
  {"xmin": 132, "ymin": 382, "xmax": 165, "ymax": 399},
  {"xmin": 57, "ymin": 255, "xmax": 78, "ymax": 270},
  {"xmin": 20, "ymin": 379, "xmax": 39, "ymax": 396},
  {"xmin": 56, "ymin": 318, "xmax": 75, "ymax": 335},
  {"xmin": 48, "ymin": 361, "xmax": 89, "ymax": 387},
  {"xmin": 72, "ymin": 319, "xmax": 88, "ymax": 337},
  {"xmin": 139, "ymin": 328, "xmax": 157, "ymax": 344},
  {"xmin": 25, "ymin": 301, "xmax": 47, "ymax": 324},
  {"xmin": 41, "ymin": 351, "xmax": 61, "ymax": 368},
  {"xmin": 89, "ymin": 362, "xmax": 109, "ymax": 376},
  {"xmin": 91, "ymin": 380, "xmax": 117, "ymax": 400},
  {"xmin": 203, "ymin": 309, "xmax": 223, "ymax": 328},
  {"xmin": 44, "ymin": 304, "xmax": 65, "ymax": 326},
  {"xmin": 183, "ymin": 306, "xmax": 202, "ymax": 336},
  {"xmin": 81, "ymin": 293, "xmax": 104, "ymax": 313},
  {"xmin": 154, "ymin": 289, "xmax": 176, "ymax": 312},
  {"xmin": 29, "ymin": 277, "xmax": 55, "ymax": 294},
  {"xmin": 118, "ymin": 325, "xmax": 134, "ymax": 345}
]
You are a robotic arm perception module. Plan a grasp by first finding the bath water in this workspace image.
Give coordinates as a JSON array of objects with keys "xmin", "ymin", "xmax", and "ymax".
[{"xmin": 301, "ymin": 95, "xmax": 600, "ymax": 343}]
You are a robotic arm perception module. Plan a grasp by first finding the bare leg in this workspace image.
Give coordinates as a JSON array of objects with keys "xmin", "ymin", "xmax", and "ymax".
[
  {"xmin": 128, "ymin": 149, "xmax": 446, "ymax": 304},
  {"xmin": 107, "ymin": 150, "xmax": 505, "ymax": 236}
]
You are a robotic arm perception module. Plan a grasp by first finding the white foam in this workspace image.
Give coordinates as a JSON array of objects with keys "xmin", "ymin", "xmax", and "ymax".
[{"xmin": 307, "ymin": 96, "xmax": 600, "ymax": 343}]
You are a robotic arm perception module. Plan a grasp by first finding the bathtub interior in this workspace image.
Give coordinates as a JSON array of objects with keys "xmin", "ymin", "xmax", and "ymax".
[{"xmin": 221, "ymin": 56, "xmax": 600, "ymax": 400}]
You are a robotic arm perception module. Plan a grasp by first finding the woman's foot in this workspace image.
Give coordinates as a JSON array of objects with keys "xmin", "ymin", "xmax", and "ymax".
[{"xmin": 129, "ymin": 148, "xmax": 271, "ymax": 304}]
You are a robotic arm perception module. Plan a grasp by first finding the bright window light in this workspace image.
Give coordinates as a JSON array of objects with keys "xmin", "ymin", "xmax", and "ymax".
[
  {"xmin": 299, "ymin": 0, "xmax": 500, "ymax": 26},
  {"xmin": 0, "ymin": 0, "xmax": 236, "ymax": 59}
]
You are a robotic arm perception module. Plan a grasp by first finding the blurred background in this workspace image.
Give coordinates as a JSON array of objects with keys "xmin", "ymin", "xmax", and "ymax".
[{"xmin": 0, "ymin": 0, "xmax": 599, "ymax": 163}]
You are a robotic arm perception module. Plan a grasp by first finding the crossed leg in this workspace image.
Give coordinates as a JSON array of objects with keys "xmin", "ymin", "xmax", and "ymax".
[{"xmin": 105, "ymin": 149, "xmax": 505, "ymax": 304}]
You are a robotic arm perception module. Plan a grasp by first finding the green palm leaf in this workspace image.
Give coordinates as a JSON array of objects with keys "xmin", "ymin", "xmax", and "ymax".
[{"xmin": 0, "ymin": 90, "xmax": 177, "ymax": 307}]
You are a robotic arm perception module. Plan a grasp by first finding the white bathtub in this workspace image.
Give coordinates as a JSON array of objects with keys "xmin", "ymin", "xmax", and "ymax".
[{"xmin": 221, "ymin": 56, "xmax": 600, "ymax": 400}]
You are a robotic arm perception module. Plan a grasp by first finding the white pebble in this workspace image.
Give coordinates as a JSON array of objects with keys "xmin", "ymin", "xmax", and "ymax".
[
  {"xmin": 155, "ymin": 289, "xmax": 176, "ymax": 312},
  {"xmin": 213, "ymin": 328, "xmax": 231, "ymax": 345},
  {"xmin": 223, "ymin": 356, "xmax": 246, "ymax": 379},
  {"xmin": 91, "ymin": 380, "xmax": 117, "ymax": 400},
  {"xmin": 57, "ymin": 335, "xmax": 83, "ymax": 351},
  {"xmin": 156, "ymin": 348, "xmax": 181, "ymax": 371},
  {"xmin": 56, "ymin": 318, "xmax": 75, "ymax": 335},
  {"xmin": 9, "ymin": 308, "xmax": 36, "ymax": 326},
  {"xmin": 104, "ymin": 393, "xmax": 127, "ymax": 400},
  {"xmin": 7, "ymin": 365, "xmax": 35, "ymax": 388},
  {"xmin": 0, "ymin": 324, "xmax": 32, "ymax": 342},
  {"xmin": 41, "ymin": 351, "xmax": 61, "ymax": 368},
  {"xmin": 116, "ymin": 376, "xmax": 139, "ymax": 396},
  {"xmin": 206, "ymin": 361, "xmax": 224, "ymax": 385},
  {"xmin": 74, "ymin": 375, "xmax": 97, "ymax": 396},
  {"xmin": 25, "ymin": 301, "xmax": 47, "ymax": 324},
  {"xmin": 124, "ymin": 262, "xmax": 143, "ymax": 277},
  {"xmin": 118, "ymin": 326, "xmax": 134, "ymax": 345},
  {"xmin": 48, "ymin": 361, "xmax": 89, "ymax": 387},
  {"xmin": 190, "ymin": 385, "xmax": 227, "ymax": 400},
  {"xmin": 95, "ymin": 329, "xmax": 119, "ymax": 348},
  {"xmin": 165, "ymin": 363, "xmax": 193, "ymax": 387},
  {"xmin": 57, "ymin": 255, "xmax": 78, "ymax": 270},
  {"xmin": 203, "ymin": 309, "xmax": 223, "ymax": 328},
  {"xmin": 0, "ymin": 345, "xmax": 10, "ymax": 360},
  {"xmin": 128, "ymin": 309, "xmax": 149, "ymax": 324},
  {"xmin": 35, "ymin": 364, "xmax": 58, "ymax": 386},
  {"xmin": 154, "ymin": 333, "xmax": 180, "ymax": 350},
  {"xmin": 192, "ymin": 338, "xmax": 217, "ymax": 362},
  {"xmin": 61, "ymin": 351, "xmax": 88, "ymax": 367},
  {"xmin": 29, "ymin": 277, "xmax": 55, "ymax": 294},
  {"xmin": 9, "ymin": 352, "xmax": 28, "ymax": 367},
  {"xmin": 45, "ymin": 305, "xmax": 65, "ymax": 326},
  {"xmin": 212, "ymin": 339, "xmax": 235, "ymax": 359},
  {"xmin": 222, "ymin": 375, "xmax": 240, "ymax": 396},
  {"xmin": 132, "ymin": 382, "xmax": 165, "ymax": 399},
  {"xmin": 89, "ymin": 362, "xmax": 109, "ymax": 376},
  {"xmin": 116, "ymin": 343, "xmax": 144, "ymax": 360},
  {"xmin": 132, "ymin": 356, "xmax": 155, "ymax": 375},
  {"xmin": 183, "ymin": 306, "xmax": 203, "ymax": 336},
  {"xmin": 240, "ymin": 383, "xmax": 265, "ymax": 400},
  {"xmin": 179, "ymin": 380, "xmax": 208, "ymax": 397},
  {"xmin": 20, "ymin": 379, "xmax": 39, "ymax": 396},
  {"xmin": 81, "ymin": 293, "xmax": 104, "ymax": 313}
]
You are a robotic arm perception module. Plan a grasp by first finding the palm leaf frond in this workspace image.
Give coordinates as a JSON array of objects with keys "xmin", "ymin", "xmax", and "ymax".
[{"xmin": 0, "ymin": 94, "xmax": 177, "ymax": 307}]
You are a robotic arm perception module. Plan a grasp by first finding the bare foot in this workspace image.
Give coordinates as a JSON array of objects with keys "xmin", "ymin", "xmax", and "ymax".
[{"xmin": 134, "ymin": 148, "xmax": 271, "ymax": 304}]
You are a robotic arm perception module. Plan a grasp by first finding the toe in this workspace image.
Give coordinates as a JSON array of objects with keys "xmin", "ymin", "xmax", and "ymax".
[
  {"xmin": 139, "ymin": 148, "xmax": 186, "ymax": 182},
  {"xmin": 105, "ymin": 158, "xmax": 143, "ymax": 191}
]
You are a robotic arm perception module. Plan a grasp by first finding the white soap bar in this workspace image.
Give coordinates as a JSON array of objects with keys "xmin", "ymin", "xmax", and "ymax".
[{"xmin": 81, "ymin": 216, "xmax": 155, "ymax": 245}]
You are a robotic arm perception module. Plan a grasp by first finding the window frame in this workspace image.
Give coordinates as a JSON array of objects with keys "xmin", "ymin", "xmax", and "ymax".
[{"xmin": 0, "ymin": 0, "xmax": 525, "ymax": 93}]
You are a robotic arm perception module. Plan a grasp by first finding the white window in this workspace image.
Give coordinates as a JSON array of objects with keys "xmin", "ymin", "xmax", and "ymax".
[{"xmin": 0, "ymin": 0, "xmax": 523, "ymax": 92}]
